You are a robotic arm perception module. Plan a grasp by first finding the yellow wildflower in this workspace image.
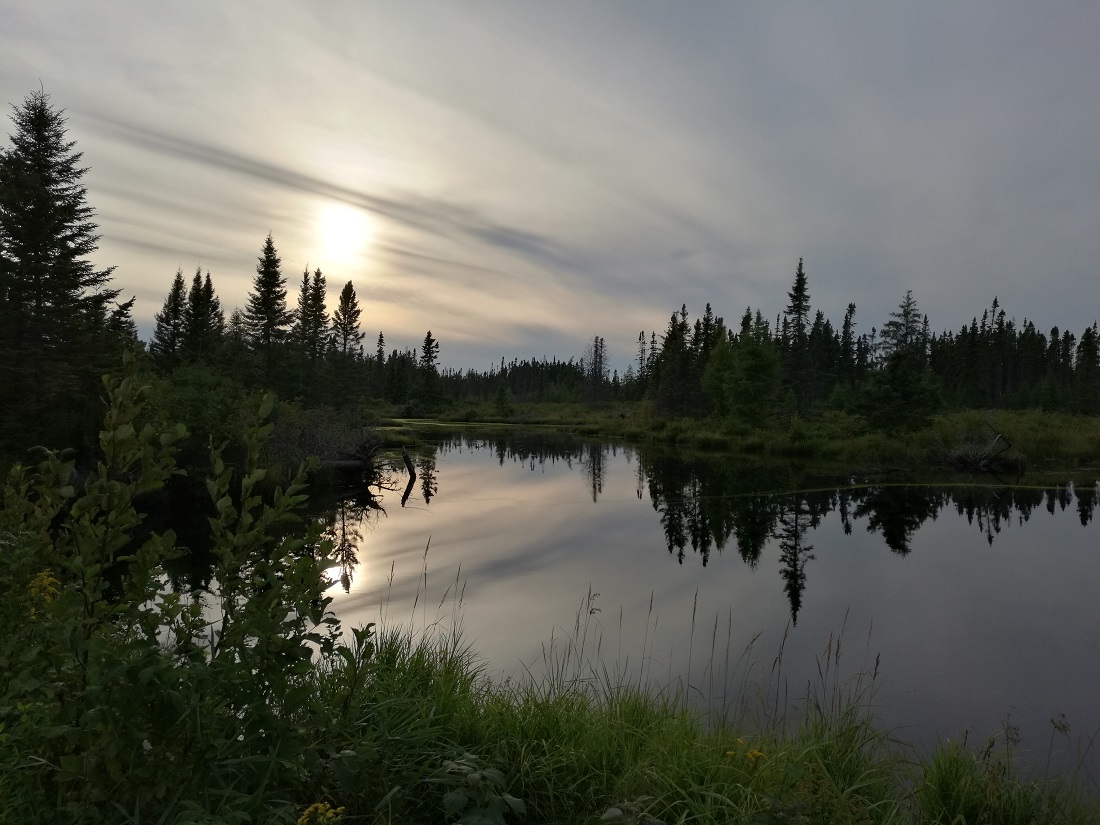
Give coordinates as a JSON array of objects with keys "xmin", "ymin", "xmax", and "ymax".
[
  {"xmin": 297, "ymin": 802, "xmax": 345, "ymax": 825},
  {"xmin": 745, "ymin": 749, "xmax": 766, "ymax": 763},
  {"xmin": 28, "ymin": 568, "xmax": 61, "ymax": 620}
]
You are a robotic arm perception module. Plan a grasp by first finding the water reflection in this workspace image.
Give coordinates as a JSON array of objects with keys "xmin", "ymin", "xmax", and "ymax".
[
  {"xmin": 319, "ymin": 428, "xmax": 1100, "ymax": 777},
  {"xmin": 317, "ymin": 493, "xmax": 380, "ymax": 593},
  {"xmin": 335, "ymin": 431, "xmax": 1099, "ymax": 627}
]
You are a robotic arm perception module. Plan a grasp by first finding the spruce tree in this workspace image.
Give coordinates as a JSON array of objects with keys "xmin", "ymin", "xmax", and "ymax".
[
  {"xmin": 331, "ymin": 280, "xmax": 363, "ymax": 358},
  {"xmin": 181, "ymin": 268, "xmax": 224, "ymax": 361},
  {"xmin": 291, "ymin": 266, "xmax": 329, "ymax": 364},
  {"xmin": 243, "ymin": 234, "xmax": 293, "ymax": 386},
  {"xmin": 419, "ymin": 330, "xmax": 441, "ymax": 405},
  {"xmin": 783, "ymin": 257, "xmax": 813, "ymax": 415},
  {"xmin": 150, "ymin": 268, "xmax": 187, "ymax": 366},
  {"xmin": 880, "ymin": 290, "xmax": 922, "ymax": 359},
  {"xmin": 0, "ymin": 90, "xmax": 119, "ymax": 451}
]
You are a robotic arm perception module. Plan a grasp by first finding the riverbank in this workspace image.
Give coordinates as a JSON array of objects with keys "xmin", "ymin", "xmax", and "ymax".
[
  {"xmin": 4, "ymin": 382, "xmax": 1098, "ymax": 823},
  {"xmin": 4, "ymin": 605, "xmax": 1098, "ymax": 824},
  {"xmin": 379, "ymin": 402, "xmax": 1100, "ymax": 473}
]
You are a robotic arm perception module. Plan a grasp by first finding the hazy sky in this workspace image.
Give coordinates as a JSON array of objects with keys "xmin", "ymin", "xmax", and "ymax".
[{"xmin": 3, "ymin": 1, "xmax": 1098, "ymax": 369}]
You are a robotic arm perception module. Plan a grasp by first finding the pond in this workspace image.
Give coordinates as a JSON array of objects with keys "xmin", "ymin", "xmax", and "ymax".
[{"xmin": 320, "ymin": 428, "xmax": 1100, "ymax": 778}]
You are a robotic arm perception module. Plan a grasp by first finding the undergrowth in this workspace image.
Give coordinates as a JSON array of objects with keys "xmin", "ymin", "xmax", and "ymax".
[{"xmin": 2, "ymin": 363, "xmax": 1098, "ymax": 823}]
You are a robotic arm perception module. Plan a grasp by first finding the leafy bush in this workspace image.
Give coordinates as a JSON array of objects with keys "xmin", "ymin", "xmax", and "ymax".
[{"xmin": 0, "ymin": 361, "xmax": 340, "ymax": 820}]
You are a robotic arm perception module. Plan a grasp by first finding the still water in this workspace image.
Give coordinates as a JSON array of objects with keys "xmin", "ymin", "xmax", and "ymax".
[{"xmin": 322, "ymin": 429, "xmax": 1100, "ymax": 775}]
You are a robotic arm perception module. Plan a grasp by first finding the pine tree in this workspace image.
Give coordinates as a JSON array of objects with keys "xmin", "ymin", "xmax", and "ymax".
[
  {"xmin": 243, "ymin": 234, "xmax": 293, "ymax": 385},
  {"xmin": 331, "ymin": 280, "xmax": 364, "ymax": 358},
  {"xmin": 783, "ymin": 257, "xmax": 813, "ymax": 415},
  {"xmin": 181, "ymin": 268, "xmax": 224, "ymax": 361},
  {"xmin": 419, "ymin": 330, "xmax": 440, "ymax": 373},
  {"xmin": 0, "ymin": 90, "xmax": 119, "ymax": 450},
  {"xmin": 418, "ymin": 330, "xmax": 441, "ymax": 405},
  {"xmin": 785, "ymin": 257, "xmax": 811, "ymax": 344},
  {"xmin": 839, "ymin": 303, "xmax": 857, "ymax": 383},
  {"xmin": 880, "ymin": 290, "xmax": 922, "ymax": 359},
  {"xmin": 150, "ymin": 268, "xmax": 187, "ymax": 366}
]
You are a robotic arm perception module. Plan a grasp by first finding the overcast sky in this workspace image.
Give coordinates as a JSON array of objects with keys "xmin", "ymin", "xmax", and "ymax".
[{"xmin": 3, "ymin": 1, "xmax": 1098, "ymax": 369}]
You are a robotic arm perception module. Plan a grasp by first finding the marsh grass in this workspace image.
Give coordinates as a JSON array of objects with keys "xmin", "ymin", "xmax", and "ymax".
[
  {"xmin": 401, "ymin": 403, "xmax": 1100, "ymax": 472},
  {"xmin": 313, "ymin": 567, "xmax": 1100, "ymax": 824}
]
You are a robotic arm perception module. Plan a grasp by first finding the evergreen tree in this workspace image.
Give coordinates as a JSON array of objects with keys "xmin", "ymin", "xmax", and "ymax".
[
  {"xmin": 181, "ymin": 268, "xmax": 224, "ymax": 361},
  {"xmin": 243, "ymin": 234, "xmax": 293, "ymax": 385},
  {"xmin": 880, "ymin": 290, "xmax": 922, "ymax": 359},
  {"xmin": 331, "ymin": 280, "xmax": 364, "ymax": 358},
  {"xmin": 150, "ymin": 268, "xmax": 187, "ymax": 366},
  {"xmin": 785, "ymin": 257, "xmax": 811, "ymax": 343},
  {"xmin": 107, "ymin": 297, "xmax": 139, "ymax": 343},
  {"xmin": 291, "ymin": 266, "xmax": 329, "ymax": 365},
  {"xmin": 839, "ymin": 303, "xmax": 857, "ymax": 383},
  {"xmin": 0, "ymin": 90, "xmax": 119, "ymax": 451},
  {"xmin": 419, "ymin": 330, "xmax": 441, "ymax": 405},
  {"xmin": 419, "ymin": 330, "xmax": 440, "ymax": 373},
  {"xmin": 1074, "ymin": 323, "xmax": 1100, "ymax": 413},
  {"xmin": 783, "ymin": 257, "xmax": 813, "ymax": 415},
  {"xmin": 583, "ymin": 334, "xmax": 606, "ymax": 405}
]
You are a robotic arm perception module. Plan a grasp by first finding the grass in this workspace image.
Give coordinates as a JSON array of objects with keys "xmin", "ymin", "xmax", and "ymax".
[
  {"xmin": 382, "ymin": 401, "xmax": 1100, "ymax": 473},
  {"xmin": 292, "ymin": 581, "xmax": 1100, "ymax": 825}
]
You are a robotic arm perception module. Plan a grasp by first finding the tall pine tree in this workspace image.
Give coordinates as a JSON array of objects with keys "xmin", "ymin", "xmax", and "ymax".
[
  {"xmin": 243, "ymin": 233, "xmax": 293, "ymax": 387},
  {"xmin": 331, "ymin": 280, "xmax": 363, "ymax": 358},
  {"xmin": 0, "ymin": 90, "xmax": 119, "ymax": 452},
  {"xmin": 150, "ymin": 268, "xmax": 187, "ymax": 367},
  {"xmin": 783, "ymin": 257, "xmax": 813, "ymax": 415},
  {"xmin": 181, "ymin": 268, "xmax": 224, "ymax": 361}
]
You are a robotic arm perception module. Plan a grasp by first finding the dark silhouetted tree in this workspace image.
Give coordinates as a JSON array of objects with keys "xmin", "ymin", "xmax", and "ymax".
[
  {"xmin": 783, "ymin": 257, "xmax": 813, "ymax": 415},
  {"xmin": 331, "ymin": 280, "xmax": 363, "ymax": 358},
  {"xmin": 330, "ymin": 280, "xmax": 364, "ymax": 404},
  {"xmin": 243, "ymin": 234, "xmax": 292, "ymax": 386},
  {"xmin": 0, "ymin": 90, "xmax": 120, "ymax": 451},
  {"xmin": 150, "ymin": 268, "xmax": 187, "ymax": 367},
  {"xmin": 181, "ymin": 268, "xmax": 224, "ymax": 362}
]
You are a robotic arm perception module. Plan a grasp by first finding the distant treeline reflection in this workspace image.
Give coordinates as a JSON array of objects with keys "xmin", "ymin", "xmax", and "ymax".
[{"xmin": 382, "ymin": 432, "xmax": 1100, "ymax": 624}]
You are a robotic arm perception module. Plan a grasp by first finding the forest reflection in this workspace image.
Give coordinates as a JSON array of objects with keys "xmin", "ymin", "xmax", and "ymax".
[{"xmin": 319, "ymin": 431, "xmax": 1100, "ymax": 623}]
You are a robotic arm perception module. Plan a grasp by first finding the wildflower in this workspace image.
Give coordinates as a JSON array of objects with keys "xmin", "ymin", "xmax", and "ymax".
[
  {"xmin": 28, "ymin": 568, "xmax": 61, "ymax": 620},
  {"xmin": 724, "ymin": 737, "xmax": 749, "ymax": 757},
  {"xmin": 297, "ymin": 802, "xmax": 346, "ymax": 825},
  {"xmin": 746, "ymin": 749, "xmax": 766, "ymax": 764}
]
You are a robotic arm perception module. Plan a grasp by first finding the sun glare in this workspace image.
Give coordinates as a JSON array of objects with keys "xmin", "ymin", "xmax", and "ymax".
[{"xmin": 315, "ymin": 201, "xmax": 372, "ymax": 269}]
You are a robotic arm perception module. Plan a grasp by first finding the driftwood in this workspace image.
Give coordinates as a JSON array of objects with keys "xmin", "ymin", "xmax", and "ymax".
[
  {"xmin": 938, "ymin": 423, "xmax": 1025, "ymax": 474},
  {"xmin": 400, "ymin": 447, "xmax": 417, "ymax": 507}
]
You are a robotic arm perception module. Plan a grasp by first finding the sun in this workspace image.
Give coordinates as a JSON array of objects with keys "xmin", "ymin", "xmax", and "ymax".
[{"xmin": 315, "ymin": 201, "xmax": 372, "ymax": 269}]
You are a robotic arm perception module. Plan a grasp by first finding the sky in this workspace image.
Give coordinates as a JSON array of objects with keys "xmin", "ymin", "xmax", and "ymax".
[{"xmin": 2, "ymin": 1, "xmax": 1099, "ymax": 370}]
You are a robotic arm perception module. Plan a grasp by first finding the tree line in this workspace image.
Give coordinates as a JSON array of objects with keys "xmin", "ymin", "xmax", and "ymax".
[
  {"xmin": 3, "ymin": 88, "xmax": 1099, "ymax": 462},
  {"xmin": 630, "ymin": 258, "xmax": 1100, "ymax": 430}
]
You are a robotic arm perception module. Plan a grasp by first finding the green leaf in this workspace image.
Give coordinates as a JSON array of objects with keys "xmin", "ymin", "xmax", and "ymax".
[{"xmin": 257, "ymin": 393, "xmax": 275, "ymax": 420}]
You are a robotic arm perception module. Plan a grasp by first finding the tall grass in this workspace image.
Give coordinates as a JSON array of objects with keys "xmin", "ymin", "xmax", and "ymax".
[{"xmin": 305, "ymin": 576, "xmax": 1100, "ymax": 825}]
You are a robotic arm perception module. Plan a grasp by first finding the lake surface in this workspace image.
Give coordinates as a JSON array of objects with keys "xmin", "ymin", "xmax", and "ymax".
[{"xmin": 321, "ymin": 428, "xmax": 1100, "ymax": 778}]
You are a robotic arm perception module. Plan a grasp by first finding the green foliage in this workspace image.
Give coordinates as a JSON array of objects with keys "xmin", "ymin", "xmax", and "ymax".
[
  {"xmin": 855, "ymin": 350, "xmax": 943, "ymax": 432},
  {"xmin": 703, "ymin": 336, "xmax": 783, "ymax": 428},
  {"xmin": 0, "ymin": 360, "xmax": 339, "ymax": 820},
  {"xmin": 0, "ymin": 89, "xmax": 125, "ymax": 454},
  {"xmin": 427, "ymin": 754, "xmax": 526, "ymax": 825},
  {"xmin": 3, "ymin": 361, "xmax": 1098, "ymax": 823},
  {"xmin": 916, "ymin": 740, "xmax": 1041, "ymax": 825}
]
